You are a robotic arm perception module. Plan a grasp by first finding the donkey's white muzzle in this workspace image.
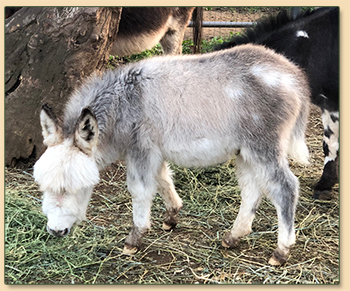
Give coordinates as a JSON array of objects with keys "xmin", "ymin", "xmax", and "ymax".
[{"xmin": 47, "ymin": 225, "xmax": 70, "ymax": 238}]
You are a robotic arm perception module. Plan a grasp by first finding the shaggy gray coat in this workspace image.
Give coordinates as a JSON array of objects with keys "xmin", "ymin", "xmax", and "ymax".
[{"xmin": 34, "ymin": 44, "xmax": 310, "ymax": 265}]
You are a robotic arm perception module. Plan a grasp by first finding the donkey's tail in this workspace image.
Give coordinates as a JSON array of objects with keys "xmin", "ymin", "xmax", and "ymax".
[
  {"xmin": 288, "ymin": 134, "xmax": 310, "ymax": 165},
  {"xmin": 288, "ymin": 101, "xmax": 310, "ymax": 165}
]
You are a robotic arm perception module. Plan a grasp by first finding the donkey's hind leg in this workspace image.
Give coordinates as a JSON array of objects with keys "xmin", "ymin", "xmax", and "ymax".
[
  {"xmin": 313, "ymin": 109, "xmax": 339, "ymax": 199},
  {"xmin": 159, "ymin": 29, "xmax": 184, "ymax": 55},
  {"xmin": 264, "ymin": 161, "xmax": 299, "ymax": 265},
  {"xmin": 222, "ymin": 155, "xmax": 263, "ymax": 248},
  {"xmin": 159, "ymin": 7, "xmax": 194, "ymax": 55},
  {"xmin": 156, "ymin": 162, "xmax": 183, "ymax": 230}
]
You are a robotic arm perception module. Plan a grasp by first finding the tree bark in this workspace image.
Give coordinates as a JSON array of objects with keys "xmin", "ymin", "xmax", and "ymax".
[{"xmin": 5, "ymin": 7, "xmax": 122, "ymax": 167}]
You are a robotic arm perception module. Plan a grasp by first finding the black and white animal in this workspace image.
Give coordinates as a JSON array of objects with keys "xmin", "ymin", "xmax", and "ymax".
[
  {"xmin": 216, "ymin": 7, "xmax": 339, "ymax": 199},
  {"xmin": 33, "ymin": 44, "xmax": 310, "ymax": 265},
  {"xmin": 111, "ymin": 7, "xmax": 201, "ymax": 55}
]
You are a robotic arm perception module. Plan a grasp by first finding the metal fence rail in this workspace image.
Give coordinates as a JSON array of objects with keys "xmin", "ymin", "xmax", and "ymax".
[
  {"xmin": 188, "ymin": 21, "xmax": 255, "ymax": 28},
  {"xmin": 187, "ymin": 7, "xmax": 302, "ymax": 28}
]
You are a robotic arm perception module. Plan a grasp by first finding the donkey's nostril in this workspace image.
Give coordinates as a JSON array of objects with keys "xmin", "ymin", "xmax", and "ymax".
[
  {"xmin": 61, "ymin": 228, "xmax": 69, "ymax": 236},
  {"xmin": 48, "ymin": 227, "xmax": 70, "ymax": 237}
]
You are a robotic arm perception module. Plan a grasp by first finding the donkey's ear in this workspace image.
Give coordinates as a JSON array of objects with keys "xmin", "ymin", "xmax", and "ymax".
[
  {"xmin": 40, "ymin": 104, "xmax": 63, "ymax": 147},
  {"xmin": 74, "ymin": 107, "xmax": 99, "ymax": 155}
]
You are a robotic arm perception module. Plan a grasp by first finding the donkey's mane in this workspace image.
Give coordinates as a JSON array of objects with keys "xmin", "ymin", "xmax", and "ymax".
[{"xmin": 230, "ymin": 8, "xmax": 318, "ymax": 45}]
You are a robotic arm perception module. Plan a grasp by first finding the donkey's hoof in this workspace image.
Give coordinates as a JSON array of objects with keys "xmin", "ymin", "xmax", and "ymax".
[
  {"xmin": 268, "ymin": 250, "xmax": 287, "ymax": 266},
  {"xmin": 222, "ymin": 232, "xmax": 239, "ymax": 248},
  {"xmin": 268, "ymin": 256, "xmax": 282, "ymax": 266},
  {"xmin": 162, "ymin": 221, "xmax": 176, "ymax": 231},
  {"xmin": 222, "ymin": 240, "xmax": 231, "ymax": 248},
  {"xmin": 163, "ymin": 209, "xmax": 179, "ymax": 231},
  {"xmin": 312, "ymin": 189, "xmax": 333, "ymax": 200},
  {"xmin": 122, "ymin": 245, "xmax": 138, "ymax": 256}
]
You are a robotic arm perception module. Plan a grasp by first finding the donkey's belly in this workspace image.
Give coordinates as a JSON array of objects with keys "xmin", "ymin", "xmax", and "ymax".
[{"xmin": 163, "ymin": 137, "xmax": 238, "ymax": 168}]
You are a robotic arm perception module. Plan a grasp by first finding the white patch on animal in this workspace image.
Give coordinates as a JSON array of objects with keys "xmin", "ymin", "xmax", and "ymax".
[
  {"xmin": 322, "ymin": 110, "xmax": 339, "ymax": 164},
  {"xmin": 288, "ymin": 134, "xmax": 310, "ymax": 165},
  {"xmin": 250, "ymin": 65, "xmax": 267, "ymax": 80},
  {"xmin": 252, "ymin": 113, "xmax": 260, "ymax": 123},
  {"xmin": 165, "ymin": 137, "xmax": 236, "ymax": 168},
  {"xmin": 225, "ymin": 86, "xmax": 244, "ymax": 100},
  {"xmin": 296, "ymin": 30, "xmax": 309, "ymax": 38},
  {"xmin": 251, "ymin": 65, "xmax": 294, "ymax": 88}
]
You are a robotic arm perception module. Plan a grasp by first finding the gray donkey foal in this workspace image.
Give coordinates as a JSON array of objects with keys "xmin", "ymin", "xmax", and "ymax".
[{"xmin": 34, "ymin": 44, "xmax": 310, "ymax": 265}]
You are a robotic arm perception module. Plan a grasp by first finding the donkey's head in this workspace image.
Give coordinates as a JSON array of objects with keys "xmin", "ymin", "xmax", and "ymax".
[{"xmin": 34, "ymin": 104, "xmax": 100, "ymax": 237}]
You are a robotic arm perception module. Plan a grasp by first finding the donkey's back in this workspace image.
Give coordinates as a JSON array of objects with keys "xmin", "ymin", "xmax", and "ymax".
[{"xmin": 121, "ymin": 44, "xmax": 310, "ymax": 167}]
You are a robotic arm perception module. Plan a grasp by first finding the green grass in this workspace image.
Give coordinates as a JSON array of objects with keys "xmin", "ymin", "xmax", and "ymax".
[
  {"xmin": 108, "ymin": 32, "xmax": 236, "ymax": 68},
  {"xmin": 5, "ymin": 176, "xmax": 103, "ymax": 284},
  {"xmin": 5, "ymin": 151, "xmax": 339, "ymax": 284}
]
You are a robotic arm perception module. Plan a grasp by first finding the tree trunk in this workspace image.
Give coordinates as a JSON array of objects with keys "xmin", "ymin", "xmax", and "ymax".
[{"xmin": 5, "ymin": 7, "xmax": 122, "ymax": 167}]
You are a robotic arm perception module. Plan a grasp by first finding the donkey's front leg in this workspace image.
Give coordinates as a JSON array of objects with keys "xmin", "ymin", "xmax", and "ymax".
[
  {"xmin": 156, "ymin": 162, "xmax": 183, "ymax": 230},
  {"xmin": 123, "ymin": 162, "xmax": 157, "ymax": 255}
]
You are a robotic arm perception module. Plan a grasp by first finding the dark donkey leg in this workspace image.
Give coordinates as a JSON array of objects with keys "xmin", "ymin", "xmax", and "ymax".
[
  {"xmin": 313, "ymin": 110, "xmax": 339, "ymax": 199},
  {"xmin": 265, "ymin": 162, "xmax": 299, "ymax": 266},
  {"xmin": 155, "ymin": 162, "xmax": 183, "ymax": 230},
  {"xmin": 159, "ymin": 7, "xmax": 194, "ymax": 54}
]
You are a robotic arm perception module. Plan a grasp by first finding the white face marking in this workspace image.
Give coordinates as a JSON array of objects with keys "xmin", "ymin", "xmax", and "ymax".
[
  {"xmin": 33, "ymin": 139, "xmax": 100, "ymax": 235},
  {"xmin": 42, "ymin": 186, "xmax": 94, "ymax": 234},
  {"xmin": 34, "ymin": 140, "xmax": 100, "ymax": 194},
  {"xmin": 296, "ymin": 30, "xmax": 309, "ymax": 38}
]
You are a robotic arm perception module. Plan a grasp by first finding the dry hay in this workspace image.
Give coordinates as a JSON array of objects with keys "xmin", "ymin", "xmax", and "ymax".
[{"xmin": 4, "ymin": 105, "xmax": 339, "ymax": 284}]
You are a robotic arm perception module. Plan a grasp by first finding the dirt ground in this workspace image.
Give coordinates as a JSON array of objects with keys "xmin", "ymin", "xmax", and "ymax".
[{"xmin": 184, "ymin": 7, "xmax": 283, "ymax": 40}]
